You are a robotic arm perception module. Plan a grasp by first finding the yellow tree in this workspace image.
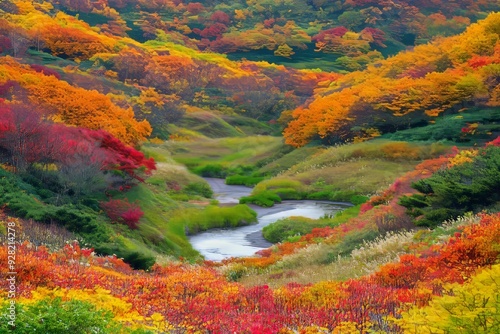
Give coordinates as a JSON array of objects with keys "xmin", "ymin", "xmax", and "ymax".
[{"xmin": 274, "ymin": 44, "xmax": 294, "ymax": 58}]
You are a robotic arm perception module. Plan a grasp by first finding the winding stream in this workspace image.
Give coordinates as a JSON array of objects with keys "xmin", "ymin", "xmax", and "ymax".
[{"xmin": 188, "ymin": 178, "xmax": 351, "ymax": 261}]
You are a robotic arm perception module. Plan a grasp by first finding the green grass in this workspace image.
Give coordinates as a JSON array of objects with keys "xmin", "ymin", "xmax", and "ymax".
[
  {"xmin": 177, "ymin": 111, "xmax": 243, "ymax": 138},
  {"xmin": 168, "ymin": 136, "xmax": 284, "ymax": 169},
  {"xmin": 221, "ymin": 114, "xmax": 280, "ymax": 136},
  {"xmin": 168, "ymin": 111, "xmax": 280, "ymax": 139},
  {"xmin": 240, "ymin": 191, "xmax": 282, "ymax": 207},
  {"xmin": 225, "ymin": 175, "xmax": 266, "ymax": 186},
  {"xmin": 243, "ymin": 140, "xmax": 451, "ymax": 206},
  {"xmin": 258, "ymin": 146, "xmax": 322, "ymax": 175},
  {"xmin": 262, "ymin": 216, "xmax": 340, "ymax": 243},
  {"xmin": 286, "ymin": 140, "xmax": 448, "ymax": 175},
  {"xmin": 293, "ymin": 159, "xmax": 416, "ymax": 195},
  {"xmin": 142, "ymin": 144, "xmax": 211, "ymax": 189},
  {"xmin": 111, "ymin": 151, "xmax": 258, "ymax": 261},
  {"xmin": 141, "ymin": 145, "xmax": 175, "ymax": 163},
  {"xmin": 122, "ymin": 175, "xmax": 202, "ymax": 261},
  {"xmin": 225, "ymin": 140, "xmax": 450, "ymax": 206},
  {"xmin": 170, "ymin": 204, "xmax": 257, "ymax": 235},
  {"xmin": 0, "ymin": 297, "xmax": 141, "ymax": 334}
]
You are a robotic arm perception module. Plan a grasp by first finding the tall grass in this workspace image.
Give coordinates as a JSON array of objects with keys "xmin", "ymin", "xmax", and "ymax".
[
  {"xmin": 286, "ymin": 140, "xmax": 448, "ymax": 175},
  {"xmin": 239, "ymin": 213, "xmax": 482, "ymax": 287},
  {"xmin": 0, "ymin": 217, "xmax": 80, "ymax": 251}
]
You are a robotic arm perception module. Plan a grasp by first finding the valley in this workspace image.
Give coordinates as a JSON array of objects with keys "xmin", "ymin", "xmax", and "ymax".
[{"xmin": 1, "ymin": 0, "xmax": 500, "ymax": 332}]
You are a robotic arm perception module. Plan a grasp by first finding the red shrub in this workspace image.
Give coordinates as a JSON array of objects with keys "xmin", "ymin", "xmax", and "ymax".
[
  {"xmin": 29, "ymin": 64, "xmax": 61, "ymax": 79},
  {"xmin": 487, "ymin": 135, "xmax": 500, "ymax": 146},
  {"xmin": 100, "ymin": 199, "xmax": 144, "ymax": 229}
]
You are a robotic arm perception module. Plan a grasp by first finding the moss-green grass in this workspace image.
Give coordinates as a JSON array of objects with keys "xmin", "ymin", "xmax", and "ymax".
[
  {"xmin": 168, "ymin": 111, "xmax": 279, "ymax": 140},
  {"xmin": 258, "ymin": 146, "xmax": 323, "ymax": 176},
  {"xmin": 262, "ymin": 205, "xmax": 361, "ymax": 243},
  {"xmin": 118, "ymin": 159, "xmax": 217, "ymax": 260},
  {"xmin": 177, "ymin": 111, "xmax": 244, "ymax": 138},
  {"xmin": 168, "ymin": 136, "xmax": 284, "ymax": 169},
  {"xmin": 169, "ymin": 204, "xmax": 257, "ymax": 235},
  {"xmin": 243, "ymin": 140, "xmax": 451, "ymax": 206}
]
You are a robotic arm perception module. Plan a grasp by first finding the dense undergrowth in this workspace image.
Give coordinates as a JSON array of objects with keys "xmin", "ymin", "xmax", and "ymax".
[{"xmin": 1, "ymin": 211, "xmax": 499, "ymax": 333}]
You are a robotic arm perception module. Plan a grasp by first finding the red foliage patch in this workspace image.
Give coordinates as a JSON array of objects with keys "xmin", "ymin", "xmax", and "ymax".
[
  {"xmin": 312, "ymin": 26, "xmax": 348, "ymax": 42},
  {"xmin": 29, "ymin": 64, "xmax": 61, "ymax": 79},
  {"xmin": 100, "ymin": 199, "xmax": 144, "ymax": 229}
]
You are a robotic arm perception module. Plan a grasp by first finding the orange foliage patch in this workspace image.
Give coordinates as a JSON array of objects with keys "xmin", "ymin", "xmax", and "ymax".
[{"xmin": 0, "ymin": 58, "xmax": 151, "ymax": 144}]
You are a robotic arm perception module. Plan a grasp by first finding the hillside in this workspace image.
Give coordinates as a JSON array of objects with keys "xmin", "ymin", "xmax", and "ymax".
[
  {"xmin": 27, "ymin": 0, "xmax": 500, "ymax": 71},
  {"xmin": 1, "ymin": 0, "xmax": 500, "ymax": 333}
]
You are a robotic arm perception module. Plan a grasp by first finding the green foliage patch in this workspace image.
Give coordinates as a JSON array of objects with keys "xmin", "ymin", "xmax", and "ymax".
[
  {"xmin": 306, "ymin": 190, "xmax": 369, "ymax": 204},
  {"xmin": 245, "ymin": 179, "xmax": 305, "ymax": 205},
  {"xmin": 262, "ymin": 216, "xmax": 336, "ymax": 243},
  {"xmin": 239, "ymin": 191, "xmax": 283, "ymax": 207},
  {"xmin": 170, "ymin": 204, "xmax": 257, "ymax": 235},
  {"xmin": 0, "ymin": 169, "xmax": 160, "ymax": 269},
  {"xmin": 400, "ymin": 145, "xmax": 500, "ymax": 227},
  {"xmin": 0, "ymin": 297, "xmax": 148, "ymax": 334},
  {"xmin": 183, "ymin": 182, "xmax": 214, "ymax": 198},
  {"xmin": 382, "ymin": 108, "xmax": 500, "ymax": 145},
  {"xmin": 225, "ymin": 175, "xmax": 266, "ymax": 186},
  {"xmin": 193, "ymin": 164, "xmax": 228, "ymax": 178},
  {"xmin": 0, "ymin": 169, "xmax": 110, "ymax": 243},
  {"xmin": 262, "ymin": 205, "xmax": 360, "ymax": 243}
]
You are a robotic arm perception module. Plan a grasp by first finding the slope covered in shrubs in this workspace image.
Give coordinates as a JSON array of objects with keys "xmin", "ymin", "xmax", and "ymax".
[{"xmin": 1, "ymin": 210, "xmax": 499, "ymax": 333}]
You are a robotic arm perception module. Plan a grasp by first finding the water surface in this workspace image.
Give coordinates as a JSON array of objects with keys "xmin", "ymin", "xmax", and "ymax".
[{"xmin": 189, "ymin": 178, "xmax": 350, "ymax": 261}]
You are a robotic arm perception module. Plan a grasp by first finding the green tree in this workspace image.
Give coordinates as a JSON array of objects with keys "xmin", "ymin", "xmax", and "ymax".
[{"xmin": 400, "ymin": 146, "xmax": 500, "ymax": 227}]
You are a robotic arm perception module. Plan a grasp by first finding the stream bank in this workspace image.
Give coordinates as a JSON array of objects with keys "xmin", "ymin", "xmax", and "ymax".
[{"xmin": 188, "ymin": 178, "xmax": 351, "ymax": 261}]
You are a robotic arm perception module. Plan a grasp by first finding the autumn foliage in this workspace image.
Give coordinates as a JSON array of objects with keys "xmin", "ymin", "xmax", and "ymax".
[
  {"xmin": 1, "ymin": 1, "xmax": 500, "ymax": 332},
  {"xmin": 1, "ymin": 211, "xmax": 499, "ymax": 332},
  {"xmin": 0, "ymin": 59, "xmax": 151, "ymax": 145},
  {"xmin": 284, "ymin": 13, "xmax": 500, "ymax": 146},
  {"xmin": 100, "ymin": 199, "xmax": 144, "ymax": 229},
  {"xmin": 0, "ymin": 99, "xmax": 155, "ymax": 180}
]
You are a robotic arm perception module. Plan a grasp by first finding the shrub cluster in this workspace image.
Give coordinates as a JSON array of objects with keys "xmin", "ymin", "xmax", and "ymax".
[
  {"xmin": 239, "ymin": 191, "xmax": 282, "ymax": 207},
  {"xmin": 400, "ymin": 145, "xmax": 500, "ymax": 227},
  {"xmin": 225, "ymin": 175, "xmax": 265, "ymax": 186},
  {"xmin": 0, "ymin": 169, "xmax": 155, "ymax": 270},
  {"xmin": 183, "ymin": 182, "xmax": 213, "ymax": 198},
  {"xmin": 100, "ymin": 199, "xmax": 144, "ymax": 230},
  {"xmin": 0, "ymin": 297, "xmax": 128, "ymax": 334}
]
